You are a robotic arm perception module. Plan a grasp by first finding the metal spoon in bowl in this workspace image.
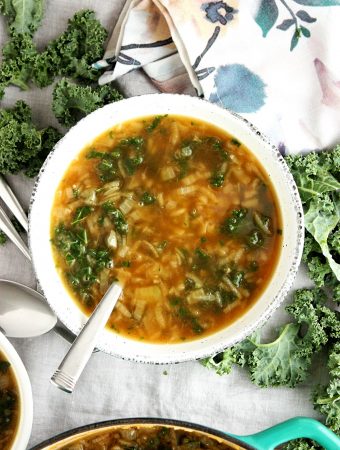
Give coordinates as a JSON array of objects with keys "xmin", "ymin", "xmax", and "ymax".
[{"xmin": 51, "ymin": 282, "xmax": 122, "ymax": 393}]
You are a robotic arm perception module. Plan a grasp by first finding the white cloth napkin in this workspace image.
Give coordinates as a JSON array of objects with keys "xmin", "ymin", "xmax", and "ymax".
[{"xmin": 95, "ymin": 0, "xmax": 340, "ymax": 153}]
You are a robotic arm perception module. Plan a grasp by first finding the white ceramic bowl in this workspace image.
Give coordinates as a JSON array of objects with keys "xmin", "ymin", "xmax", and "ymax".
[
  {"xmin": 0, "ymin": 332, "xmax": 33, "ymax": 449},
  {"xmin": 29, "ymin": 94, "xmax": 304, "ymax": 364}
]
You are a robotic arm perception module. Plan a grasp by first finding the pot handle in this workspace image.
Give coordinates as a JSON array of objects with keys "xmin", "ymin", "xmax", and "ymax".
[{"xmin": 228, "ymin": 417, "xmax": 340, "ymax": 450}]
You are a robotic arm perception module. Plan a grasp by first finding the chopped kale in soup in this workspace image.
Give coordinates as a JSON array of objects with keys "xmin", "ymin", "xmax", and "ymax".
[
  {"xmin": 0, "ymin": 352, "xmax": 19, "ymax": 449},
  {"xmin": 51, "ymin": 115, "xmax": 282, "ymax": 343},
  {"xmin": 58, "ymin": 425, "xmax": 237, "ymax": 450}
]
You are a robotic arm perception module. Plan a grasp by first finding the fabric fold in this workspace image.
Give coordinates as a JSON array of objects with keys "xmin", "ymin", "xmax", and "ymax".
[{"xmin": 94, "ymin": 0, "xmax": 340, "ymax": 153}]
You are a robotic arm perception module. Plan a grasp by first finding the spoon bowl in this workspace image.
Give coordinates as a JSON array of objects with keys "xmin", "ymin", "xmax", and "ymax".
[{"xmin": 0, "ymin": 279, "xmax": 57, "ymax": 338}]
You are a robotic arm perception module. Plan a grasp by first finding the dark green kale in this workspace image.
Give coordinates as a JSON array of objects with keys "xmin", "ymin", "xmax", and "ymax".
[
  {"xmin": 0, "ymin": 101, "xmax": 41, "ymax": 174},
  {"xmin": 169, "ymin": 296, "xmax": 203, "ymax": 334},
  {"xmin": 0, "ymin": 6, "xmax": 108, "ymax": 96},
  {"xmin": 52, "ymin": 78, "xmax": 123, "ymax": 127},
  {"xmin": 313, "ymin": 342, "xmax": 340, "ymax": 433},
  {"xmin": 0, "ymin": 32, "xmax": 38, "ymax": 99},
  {"xmin": 53, "ymin": 224, "xmax": 113, "ymax": 304},
  {"xmin": 0, "ymin": 388, "xmax": 16, "ymax": 429},
  {"xmin": 71, "ymin": 206, "xmax": 93, "ymax": 225},
  {"xmin": 210, "ymin": 172, "xmax": 225, "ymax": 188},
  {"xmin": 247, "ymin": 229, "xmax": 264, "ymax": 247},
  {"xmin": 140, "ymin": 192, "xmax": 156, "ymax": 205},
  {"xmin": 25, "ymin": 126, "xmax": 62, "ymax": 177},
  {"xmin": 0, "ymin": 101, "xmax": 61, "ymax": 177},
  {"xmin": 0, "ymin": 360, "xmax": 10, "ymax": 373},
  {"xmin": 33, "ymin": 10, "xmax": 107, "ymax": 87},
  {"xmin": 86, "ymin": 136, "xmax": 142, "ymax": 182},
  {"xmin": 283, "ymin": 440, "xmax": 320, "ymax": 450},
  {"xmin": 119, "ymin": 137, "xmax": 145, "ymax": 176},
  {"xmin": 102, "ymin": 201, "xmax": 128, "ymax": 235},
  {"xmin": 220, "ymin": 208, "xmax": 248, "ymax": 234},
  {"xmin": 0, "ymin": 230, "xmax": 7, "ymax": 245},
  {"xmin": 146, "ymin": 115, "xmax": 167, "ymax": 133},
  {"xmin": 220, "ymin": 208, "xmax": 266, "ymax": 248}
]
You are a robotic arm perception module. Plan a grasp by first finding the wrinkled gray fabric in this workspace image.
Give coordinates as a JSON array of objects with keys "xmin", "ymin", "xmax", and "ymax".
[{"xmin": 0, "ymin": 1, "xmax": 322, "ymax": 448}]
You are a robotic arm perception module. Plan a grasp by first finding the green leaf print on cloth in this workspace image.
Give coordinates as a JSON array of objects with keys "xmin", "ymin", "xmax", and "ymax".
[
  {"xmin": 293, "ymin": 1, "xmax": 340, "ymax": 5},
  {"xmin": 254, "ymin": 0, "xmax": 340, "ymax": 50},
  {"xmin": 255, "ymin": 0, "xmax": 279, "ymax": 37}
]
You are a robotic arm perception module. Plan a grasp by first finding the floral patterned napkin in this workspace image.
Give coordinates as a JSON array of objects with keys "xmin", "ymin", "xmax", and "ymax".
[{"xmin": 94, "ymin": 0, "xmax": 340, "ymax": 153}]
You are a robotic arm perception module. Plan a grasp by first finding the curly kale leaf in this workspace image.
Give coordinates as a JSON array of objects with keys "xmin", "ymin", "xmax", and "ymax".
[
  {"xmin": 245, "ymin": 323, "xmax": 313, "ymax": 387},
  {"xmin": 0, "ymin": 230, "xmax": 7, "ymax": 245},
  {"xmin": 0, "ymin": 0, "xmax": 44, "ymax": 35},
  {"xmin": 34, "ymin": 10, "xmax": 107, "ymax": 87},
  {"xmin": 0, "ymin": 10, "xmax": 106, "ymax": 95},
  {"xmin": 25, "ymin": 126, "xmax": 62, "ymax": 177},
  {"xmin": 0, "ymin": 102, "xmax": 41, "ymax": 174},
  {"xmin": 52, "ymin": 78, "xmax": 123, "ymax": 127},
  {"xmin": 0, "ymin": 32, "xmax": 38, "ymax": 98},
  {"xmin": 0, "ymin": 101, "xmax": 60, "ymax": 176},
  {"xmin": 286, "ymin": 289, "xmax": 339, "ymax": 351},
  {"xmin": 202, "ymin": 289, "xmax": 339, "ymax": 388},
  {"xmin": 283, "ymin": 439, "xmax": 320, "ymax": 450},
  {"xmin": 0, "ymin": 99, "xmax": 31, "ymax": 124},
  {"xmin": 201, "ymin": 348, "xmax": 236, "ymax": 375},
  {"xmin": 304, "ymin": 193, "xmax": 340, "ymax": 282},
  {"xmin": 286, "ymin": 149, "xmax": 340, "ymax": 203},
  {"xmin": 313, "ymin": 342, "xmax": 340, "ymax": 433},
  {"xmin": 286, "ymin": 147, "xmax": 340, "ymax": 298}
]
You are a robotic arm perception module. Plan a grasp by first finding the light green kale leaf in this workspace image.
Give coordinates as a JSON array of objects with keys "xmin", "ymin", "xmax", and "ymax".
[
  {"xmin": 304, "ymin": 193, "xmax": 340, "ymax": 282},
  {"xmin": 0, "ymin": 0, "xmax": 44, "ymax": 35}
]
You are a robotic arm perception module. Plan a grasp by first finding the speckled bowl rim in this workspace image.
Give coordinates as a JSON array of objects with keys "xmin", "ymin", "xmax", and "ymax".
[
  {"xmin": 28, "ymin": 93, "xmax": 304, "ymax": 364},
  {"xmin": 29, "ymin": 418, "xmax": 253, "ymax": 450}
]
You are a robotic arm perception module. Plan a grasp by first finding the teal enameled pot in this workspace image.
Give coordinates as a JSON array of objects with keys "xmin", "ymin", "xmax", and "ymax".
[{"xmin": 31, "ymin": 417, "xmax": 340, "ymax": 450}]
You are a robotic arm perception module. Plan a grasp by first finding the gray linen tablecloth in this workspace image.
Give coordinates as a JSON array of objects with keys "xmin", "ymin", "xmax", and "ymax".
[{"xmin": 0, "ymin": 1, "xmax": 323, "ymax": 448}]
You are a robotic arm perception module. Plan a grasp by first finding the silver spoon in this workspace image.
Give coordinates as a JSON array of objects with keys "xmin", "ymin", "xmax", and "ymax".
[
  {"xmin": 0, "ymin": 279, "xmax": 79, "ymax": 344},
  {"xmin": 0, "ymin": 176, "xmax": 28, "ymax": 232},
  {"xmin": 0, "ymin": 187, "xmax": 78, "ymax": 343},
  {"xmin": 0, "ymin": 279, "xmax": 57, "ymax": 337},
  {"xmin": 51, "ymin": 282, "xmax": 122, "ymax": 393},
  {"xmin": 0, "ymin": 204, "xmax": 30, "ymax": 260}
]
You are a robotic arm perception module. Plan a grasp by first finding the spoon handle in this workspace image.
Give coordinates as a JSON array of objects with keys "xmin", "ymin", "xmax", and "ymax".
[
  {"xmin": 0, "ymin": 176, "xmax": 28, "ymax": 232},
  {"xmin": 50, "ymin": 282, "xmax": 122, "ymax": 393},
  {"xmin": 0, "ymin": 205, "xmax": 31, "ymax": 260}
]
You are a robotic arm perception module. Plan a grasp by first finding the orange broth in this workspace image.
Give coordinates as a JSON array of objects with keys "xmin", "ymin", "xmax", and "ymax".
[{"xmin": 51, "ymin": 115, "xmax": 282, "ymax": 343}]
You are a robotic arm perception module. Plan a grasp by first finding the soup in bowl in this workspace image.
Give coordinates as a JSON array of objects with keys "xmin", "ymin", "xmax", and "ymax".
[{"xmin": 29, "ymin": 94, "xmax": 303, "ymax": 363}]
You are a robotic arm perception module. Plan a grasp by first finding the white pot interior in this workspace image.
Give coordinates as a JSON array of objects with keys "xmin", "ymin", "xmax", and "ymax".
[{"xmin": 29, "ymin": 94, "xmax": 303, "ymax": 364}]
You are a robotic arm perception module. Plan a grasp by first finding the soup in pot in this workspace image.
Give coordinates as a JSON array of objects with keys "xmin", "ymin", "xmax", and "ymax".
[
  {"xmin": 56, "ymin": 425, "xmax": 238, "ymax": 450},
  {"xmin": 51, "ymin": 115, "xmax": 282, "ymax": 343}
]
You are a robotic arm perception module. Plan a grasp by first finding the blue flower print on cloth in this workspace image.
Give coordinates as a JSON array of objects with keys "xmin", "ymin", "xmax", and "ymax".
[
  {"xmin": 202, "ymin": 1, "xmax": 238, "ymax": 25},
  {"xmin": 209, "ymin": 64, "xmax": 266, "ymax": 113}
]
